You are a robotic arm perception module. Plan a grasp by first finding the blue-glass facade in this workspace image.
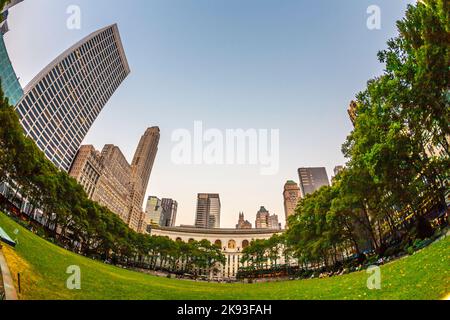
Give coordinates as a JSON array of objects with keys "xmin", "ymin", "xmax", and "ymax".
[{"xmin": 0, "ymin": 33, "xmax": 23, "ymax": 106}]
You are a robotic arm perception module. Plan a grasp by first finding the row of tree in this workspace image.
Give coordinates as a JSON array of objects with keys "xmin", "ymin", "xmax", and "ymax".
[
  {"xmin": 0, "ymin": 87, "xmax": 225, "ymax": 275},
  {"xmin": 242, "ymin": 0, "xmax": 449, "ymax": 272}
]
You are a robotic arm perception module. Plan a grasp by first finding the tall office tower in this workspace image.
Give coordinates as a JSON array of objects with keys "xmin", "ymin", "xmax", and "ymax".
[
  {"xmin": 0, "ymin": 0, "xmax": 23, "ymax": 106},
  {"xmin": 255, "ymin": 207, "xmax": 281, "ymax": 230},
  {"xmin": 255, "ymin": 206, "xmax": 270, "ymax": 229},
  {"xmin": 161, "ymin": 198, "xmax": 178, "ymax": 227},
  {"xmin": 236, "ymin": 212, "xmax": 252, "ymax": 229},
  {"xmin": 298, "ymin": 167, "xmax": 330, "ymax": 198},
  {"xmin": 195, "ymin": 194, "xmax": 221, "ymax": 229},
  {"xmin": 14, "ymin": 24, "xmax": 130, "ymax": 172},
  {"xmin": 70, "ymin": 144, "xmax": 132, "ymax": 222},
  {"xmin": 95, "ymin": 145, "xmax": 132, "ymax": 222},
  {"xmin": 283, "ymin": 181, "xmax": 300, "ymax": 222},
  {"xmin": 145, "ymin": 196, "xmax": 164, "ymax": 227},
  {"xmin": 68, "ymin": 145, "xmax": 103, "ymax": 199},
  {"xmin": 69, "ymin": 128, "xmax": 158, "ymax": 232},
  {"xmin": 128, "ymin": 127, "xmax": 160, "ymax": 232},
  {"xmin": 268, "ymin": 214, "xmax": 282, "ymax": 230}
]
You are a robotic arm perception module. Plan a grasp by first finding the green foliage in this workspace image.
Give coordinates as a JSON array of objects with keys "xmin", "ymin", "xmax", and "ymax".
[
  {"xmin": 240, "ymin": 234, "xmax": 286, "ymax": 270},
  {"xmin": 282, "ymin": 0, "xmax": 449, "ymax": 272},
  {"xmin": 0, "ymin": 86, "xmax": 225, "ymax": 274},
  {"xmin": 1, "ymin": 212, "xmax": 449, "ymax": 300}
]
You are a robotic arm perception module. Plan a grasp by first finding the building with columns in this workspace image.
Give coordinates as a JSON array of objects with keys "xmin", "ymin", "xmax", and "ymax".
[{"xmin": 150, "ymin": 226, "xmax": 283, "ymax": 279}]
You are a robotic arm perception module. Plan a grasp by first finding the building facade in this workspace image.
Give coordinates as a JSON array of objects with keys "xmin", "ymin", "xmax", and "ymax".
[
  {"xmin": 68, "ymin": 145, "xmax": 103, "ymax": 199},
  {"xmin": 255, "ymin": 206, "xmax": 281, "ymax": 230},
  {"xmin": 14, "ymin": 24, "xmax": 130, "ymax": 172},
  {"xmin": 150, "ymin": 226, "xmax": 282, "ymax": 279},
  {"xmin": 236, "ymin": 212, "xmax": 252, "ymax": 229},
  {"xmin": 128, "ymin": 127, "xmax": 160, "ymax": 232},
  {"xmin": 95, "ymin": 145, "xmax": 132, "ymax": 222},
  {"xmin": 69, "ymin": 144, "xmax": 131, "ymax": 223},
  {"xmin": 145, "ymin": 196, "xmax": 164, "ymax": 228},
  {"xmin": 0, "ymin": 0, "xmax": 23, "ymax": 106},
  {"xmin": 268, "ymin": 214, "xmax": 281, "ymax": 230},
  {"xmin": 195, "ymin": 194, "xmax": 221, "ymax": 229},
  {"xmin": 161, "ymin": 198, "xmax": 178, "ymax": 227},
  {"xmin": 298, "ymin": 167, "xmax": 330, "ymax": 198},
  {"xmin": 69, "ymin": 128, "xmax": 159, "ymax": 232},
  {"xmin": 255, "ymin": 206, "xmax": 269, "ymax": 229},
  {"xmin": 283, "ymin": 181, "xmax": 300, "ymax": 223}
]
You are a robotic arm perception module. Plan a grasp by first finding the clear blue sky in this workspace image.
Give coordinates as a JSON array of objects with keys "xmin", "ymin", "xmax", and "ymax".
[{"xmin": 6, "ymin": 0, "xmax": 415, "ymax": 228}]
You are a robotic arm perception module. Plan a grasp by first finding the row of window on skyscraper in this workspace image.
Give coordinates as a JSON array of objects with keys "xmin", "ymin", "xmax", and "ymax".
[{"xmin": 0, "ymin": 1, "xmax": 163, "ymax": 233}]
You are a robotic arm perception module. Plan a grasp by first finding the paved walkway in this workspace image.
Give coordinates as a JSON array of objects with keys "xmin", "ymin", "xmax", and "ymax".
[{"xmin": 0, "ymin": 248, "xmax": 18, "ymax": 300}]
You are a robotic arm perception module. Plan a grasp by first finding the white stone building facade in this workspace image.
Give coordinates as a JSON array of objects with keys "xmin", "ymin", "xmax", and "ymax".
[{"xmin": 150, "ymin": 226, "xmax": 283, "ymax": 279}]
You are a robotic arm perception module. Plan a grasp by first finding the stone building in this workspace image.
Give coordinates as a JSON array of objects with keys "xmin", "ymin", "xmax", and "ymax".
[
  {"xmin": 128, "ymin": 127, "xmax": 160, "ymax": 232},
  {"xmin": 69, "ymin": 127, "xmax": 159, "ymax": 232},
  {"xmin": 236, "ymin": 212, "xmax": 252, "ymax": 229},
  {"xmin": 255, "ymin": 207, "xmax": 281, "ymax": 230},
  {"xmin": 150, "ymin": 226, "xmax": 283, "ymax": 279},
  {"xmin": 283, "ymin": 181, "xmax": 300, "ymax": 223}
]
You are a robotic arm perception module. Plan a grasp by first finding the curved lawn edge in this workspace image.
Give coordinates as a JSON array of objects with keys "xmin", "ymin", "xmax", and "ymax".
[{"xmin": 0, "ymin": 212, "xmax": 449, "ymax": 300}]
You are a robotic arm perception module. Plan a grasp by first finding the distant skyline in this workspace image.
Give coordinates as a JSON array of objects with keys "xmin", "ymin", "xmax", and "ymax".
[{"xmin": 5, "ymin": 0, "xmax": 415, "ymax": 227}]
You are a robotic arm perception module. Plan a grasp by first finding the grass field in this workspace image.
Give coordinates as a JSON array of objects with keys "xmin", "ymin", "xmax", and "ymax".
[{"xmin": 0, "ymin": 212, "xmax": 449, "ymax": 300}]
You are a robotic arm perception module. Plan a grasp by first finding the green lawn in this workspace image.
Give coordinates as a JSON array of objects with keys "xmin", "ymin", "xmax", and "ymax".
[{"xmin": 0, "ymin": 212, "xmax": 449, "ymax": 300}]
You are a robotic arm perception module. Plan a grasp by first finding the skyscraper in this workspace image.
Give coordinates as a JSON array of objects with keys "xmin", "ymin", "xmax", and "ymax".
[
  {"xmin": 298, "ymin": 167, "xmax": 330, "ymax": 198},
  {"xmin": 70, "ymin": 144, "xmax": 132, "ymax": 223},
  {"xmin": 14, "ymin": 24, "xmax": 130, "ymax": 172},
  {"xmin": 268, "ymin": 214, "xmax": 281, "ymax": 230},
  {"xmin": 195, "ymin": 194, "xmax": 221, "ymax": 229},
  {"xmin": 0, "ymin": 0, "xmax": 23, "ymax": 106},
  {"xmin": 145, "ymin": 196, "xmax": 164, "ymax": 227},
  {"xmin": 255, "ymin": 206, "xmax": 281, "ymax": 230},
  {"xmin": 255, "ymin": 206, "xmax": 269, "ymax": 229},
  {"xmin": 129, "ymin": 127, "xmax": 160, "ymax": 232},
  {"xmin": 161, "ymin": 198, "xmax": 178, "ymax": 227},
  {"xmin": 283, "ymin": 180, "xmax": 300, "ymax": 222},
  {"xmin": 69, "ymin": 127, "xmax": 159, "ymax": 233}
]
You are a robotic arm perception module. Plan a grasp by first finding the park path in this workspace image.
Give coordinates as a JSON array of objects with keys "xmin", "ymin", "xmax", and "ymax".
[{"xmin": 0, "ymin": 248, "xmax": 18, "ymax": 300}]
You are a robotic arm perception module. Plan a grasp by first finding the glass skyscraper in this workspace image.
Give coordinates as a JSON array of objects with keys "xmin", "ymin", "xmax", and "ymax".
[
  {"xmin": 195, "ymin": 193, "xmax": 221, "ymax": 229},
  {"xmin": 298, "ymin": 167, "xmax": 330, "ymax": 198},
  {"xmin": 14, "ymin": 24, "xmax": 130, "ymax": 172},
  {"xmin": 0, "ymin": 34, "xmax": 23, "ymax": 106},
  {"xmin": 0, "ymin": 1, "xmax": 24, "ymax": 106}
]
